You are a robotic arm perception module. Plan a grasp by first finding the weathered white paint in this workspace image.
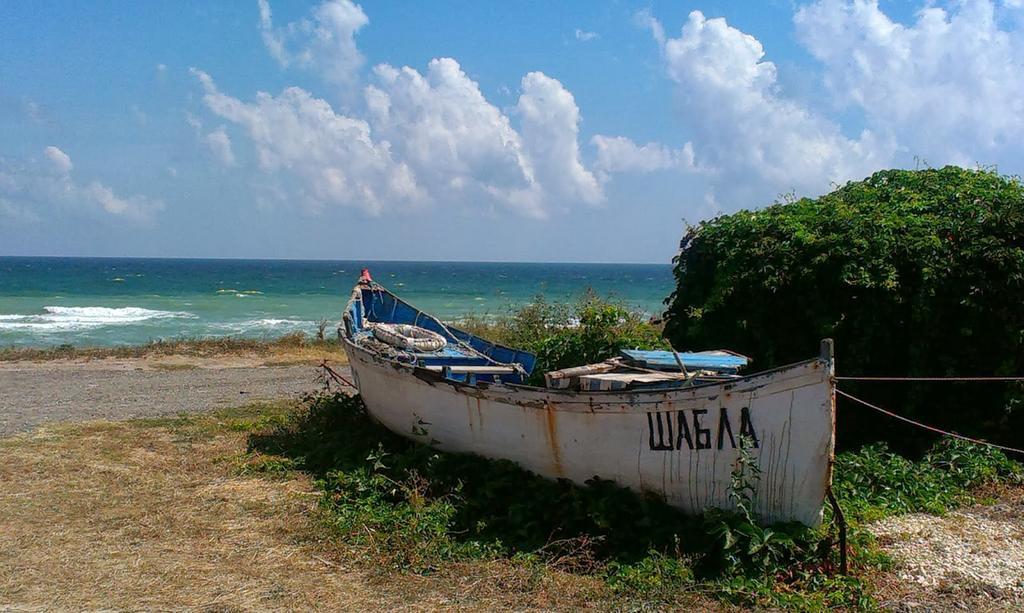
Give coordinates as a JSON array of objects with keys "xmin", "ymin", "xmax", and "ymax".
[{"xmin": 343, "ymin": 340, "xmax": 835, "ymax": 526}]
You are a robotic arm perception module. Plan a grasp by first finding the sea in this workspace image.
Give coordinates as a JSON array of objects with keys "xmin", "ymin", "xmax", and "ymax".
[{"xmin": 0, "ymin": 257, "xmax": 674, "ymax": 348}]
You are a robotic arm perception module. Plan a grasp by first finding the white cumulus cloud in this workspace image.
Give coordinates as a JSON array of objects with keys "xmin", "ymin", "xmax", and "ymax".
[
  {"xmin": 795, "ymin": 0, "xmax": 1024, "ymax": 164},
  {"xmin": 193, "ymin": 56, "xmax": 604, "ymax": 218},
  {"xmin": 591, "ymin": 135, "xmax": 697, "ymax": 175},
  {"xmin": 44, "ymin": 146, "xmax": 73, "ymax": 175},
  {"xmin": 595, "ymin": 10, "xmax": 895, "ymax": 208},
  {"xmin": 366, "ymin": 58, "xmax": 538, "ymax": 214},
  {"xmin": 186, "ymin": 2, "xmax": 609, "ymax": 220},
  {"xmin": 595, "ymin": 1, "xmax": 1024, "ymax": 211},
  {"xmin": 367, "ymin": 59, "xmax": 602, "ymax": 216},
  {"xmin": 0, "ymin": 147, "xmax": 163, "ymax": 223},
  {"xmin": 192, "ymin": 68, "xmax": 423, "ymax": 215},
  {"xmin": 660, "ymin": 11, "xmax": 892, "ymax": 201},
  {"xmin": 574, "ymin": 29, "xmax": 599, "ymax": 42},
  {"xmin": 258, "ymin": 0, "xmax": 369, "ymax": 86},
  {"xmin": 204, "ymin": 127, "xmax": 237, "ymax": 167},
  {"xmin": 517, "ymin": 71, "xmax": 603, "ymax": 208}
]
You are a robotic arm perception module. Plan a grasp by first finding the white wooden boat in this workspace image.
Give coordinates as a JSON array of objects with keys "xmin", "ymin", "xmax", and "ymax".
[{"xmin": 341, "ymin": 271, "xmax": 836, "ymax": 526}]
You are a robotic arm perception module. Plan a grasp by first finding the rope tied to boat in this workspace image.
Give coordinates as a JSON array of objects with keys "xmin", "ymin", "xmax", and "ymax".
[
  {"xmin": 318, "ymin": 359, "xmax": 356, "ymax": 390},
  {"xmin": 836, "ymin": 375, "xmax": 1024, "ymax": 382},
  {"xmin": 834, "ymin": 388, "xmax": 1024, "ymax": 456}
]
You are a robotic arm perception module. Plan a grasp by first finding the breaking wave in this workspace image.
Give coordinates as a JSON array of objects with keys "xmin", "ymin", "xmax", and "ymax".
[{"xmin": 0, "ymin": 306, "xmax": 197, "ymax": 330}]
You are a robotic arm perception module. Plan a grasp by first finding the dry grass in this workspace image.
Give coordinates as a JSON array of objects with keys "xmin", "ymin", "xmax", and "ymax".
[
  {"xmin": 0, "ymin": 333, "xmax": 348, "ymax": 366},
  {"xmin": 0, "ymin": 404, "xmax": 370, "ymax": 610},
  {"xmin": 0, "ymin": 403, "xmax": 649, "ymax": 611}
]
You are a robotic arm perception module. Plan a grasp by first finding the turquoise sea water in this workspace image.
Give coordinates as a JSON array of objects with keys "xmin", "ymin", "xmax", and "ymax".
[{"xmin": 0, "ymin": 257, "xmax": 674, "ymax": 347}]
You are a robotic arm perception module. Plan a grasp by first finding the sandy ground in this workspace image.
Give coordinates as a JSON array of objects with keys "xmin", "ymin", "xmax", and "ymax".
[{"xmin": 0, "ymin": 357, "xmax": 343, "ymax": 437}]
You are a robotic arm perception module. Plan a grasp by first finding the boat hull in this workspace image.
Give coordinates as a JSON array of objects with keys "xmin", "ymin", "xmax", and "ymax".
[{"xmin": 344, "ymin": 341, "xmax": 835, "ymax": 526}]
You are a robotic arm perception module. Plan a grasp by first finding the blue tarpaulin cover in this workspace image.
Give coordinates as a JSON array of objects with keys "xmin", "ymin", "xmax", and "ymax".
[{"xmin": 619, "ymin": 349, "xmax": 750, "ymax": 373}]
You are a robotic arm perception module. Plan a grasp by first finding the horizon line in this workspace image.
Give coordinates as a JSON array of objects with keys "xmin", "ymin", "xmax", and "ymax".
[{"xmin": 0, "ymin": 254, "xmax": 674, "ymax": 266}]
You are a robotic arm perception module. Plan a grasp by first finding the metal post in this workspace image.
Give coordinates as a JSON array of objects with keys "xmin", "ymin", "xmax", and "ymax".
[
  {"xmin": 822, "ymin": 338, "xmax": 845, "ymax": 573},
  {"xmin": 826, "ymin": 485, "xmax": 848, "ymax": 574}
]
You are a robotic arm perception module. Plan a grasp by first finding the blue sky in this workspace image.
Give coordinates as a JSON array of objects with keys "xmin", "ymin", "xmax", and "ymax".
[{"xmin": 1, "ymin": 1, "xmax": 1022, "ymax": 263}]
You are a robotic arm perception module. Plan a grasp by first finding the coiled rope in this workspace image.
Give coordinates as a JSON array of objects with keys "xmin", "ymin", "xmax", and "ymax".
[{"xmin": 369, "ymin": 283, "xmax": 526, "ymax": 377}]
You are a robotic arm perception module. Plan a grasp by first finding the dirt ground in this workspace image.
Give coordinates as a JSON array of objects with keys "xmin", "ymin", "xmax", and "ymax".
[
  {"xmin": 0, "ymin": 356, "xmax": 341, "ymax": 437},
  {"xmin": 0, "ymin": 357, "xmax": 617, "ymax": 611},
  {"xmin": 0, "ymin": 405, "xmax": 617, "ymax": 611},
  {"xmin": 1, "ymin": 358, "xmax": 1021, "ymax": 610}
]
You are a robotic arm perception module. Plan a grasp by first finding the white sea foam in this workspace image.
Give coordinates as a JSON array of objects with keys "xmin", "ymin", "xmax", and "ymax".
[
  {"xmin": 0, "ymin": 306, "xmax": 196, "ymax": 330},
  {"xmin": 43, "ymin": 306, "xmax": 196, "ymax": 321},
  {"xmin": 205, "ymin": 318, "xmax": 314, "ymax": 335},
  {"xmin": 251, "ymin": 318, "xmax": 302, "ymax": 326}
]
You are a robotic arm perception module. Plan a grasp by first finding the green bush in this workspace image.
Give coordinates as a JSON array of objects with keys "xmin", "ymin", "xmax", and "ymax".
[
  {"xmin": 663, "ymin": 166, "xmax": 1024, "ymax": 452},
  {"xmin": 701, "ymin": 440, "xmax": 816, "ymax": 578},
  {"xmin": 833, "ymin": 438, "xmax": 1023, "ymax": 521},
  {"xmin": 460, "ymin": 292, "xmax": 667, "ymax": 384}
]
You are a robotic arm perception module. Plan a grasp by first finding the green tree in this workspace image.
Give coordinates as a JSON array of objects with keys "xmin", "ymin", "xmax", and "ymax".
[{"xmin": 664, "ymin": 167, "xmax": 1024, "ymax": 452}]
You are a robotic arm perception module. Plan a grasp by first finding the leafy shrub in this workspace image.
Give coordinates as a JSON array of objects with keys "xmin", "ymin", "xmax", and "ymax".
[
  {"xmin": 459, "ymin": 295, "xmax": 572, "ymax": 350},
  {"xmin": 832, "ymin": 438, "xmax": 1023, "ymax": 521},
  {"xmin": 461, "ymin": 292, "xmax": 667, "ymax": 383},
  {"xmin": 664, "ymin": 166, "xmax": 1024, "ymax": 452},
  {"xmin": 702, "ymin": 440, "xmax": 815, "ymax": 578},
  {"xmin": 531, "ymin": 296, "xmax": 667, "ymax": 376}
]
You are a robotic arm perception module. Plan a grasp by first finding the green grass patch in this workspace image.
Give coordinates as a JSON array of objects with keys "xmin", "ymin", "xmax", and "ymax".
[
  {"xmin": 238, "ymin": 392, "xmax": 1021, "ymax": 609},
  {"xmin": 232, "ymin": 451, "xmax": 303, "ymax": 478},
  {"xmin": 126, "ymin": 402, "xmax": 299, "ymax": 445}
]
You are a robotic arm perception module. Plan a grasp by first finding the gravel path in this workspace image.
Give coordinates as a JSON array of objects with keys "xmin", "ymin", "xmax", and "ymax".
[
  {"xmin": 871, "ymin": 488, "xmax": 1024, "ymax": 610},
  {"xmin": 0, "ymin": 362, "xmax": 341, "ymax": 437}
]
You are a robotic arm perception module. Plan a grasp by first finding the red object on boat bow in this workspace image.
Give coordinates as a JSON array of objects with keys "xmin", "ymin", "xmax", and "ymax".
[{"xmin": 359, "ymin": 268, "xmax": 373, "ymax": 284}]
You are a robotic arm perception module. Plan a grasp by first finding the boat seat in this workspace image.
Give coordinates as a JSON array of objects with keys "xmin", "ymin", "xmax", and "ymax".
[
  {"xmin": 423, "ymin": 365, "xmax": 519, "ymax": 375},
  {"xmin": 421, "ymin": 363, "xmax": 521, "ymax": 386},
  {"xmin": 411, "ymin": 345, "xmax": 494, "ymax": 367}
]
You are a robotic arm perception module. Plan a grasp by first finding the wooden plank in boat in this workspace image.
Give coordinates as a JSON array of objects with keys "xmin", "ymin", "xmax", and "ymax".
[
  {"xmin": 544, "ymin": 360, "xmax": 620, "ymax": 389},
  {"xmin": 578, "ymin": 371, "xmax": 685, "ymax": 391}
]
